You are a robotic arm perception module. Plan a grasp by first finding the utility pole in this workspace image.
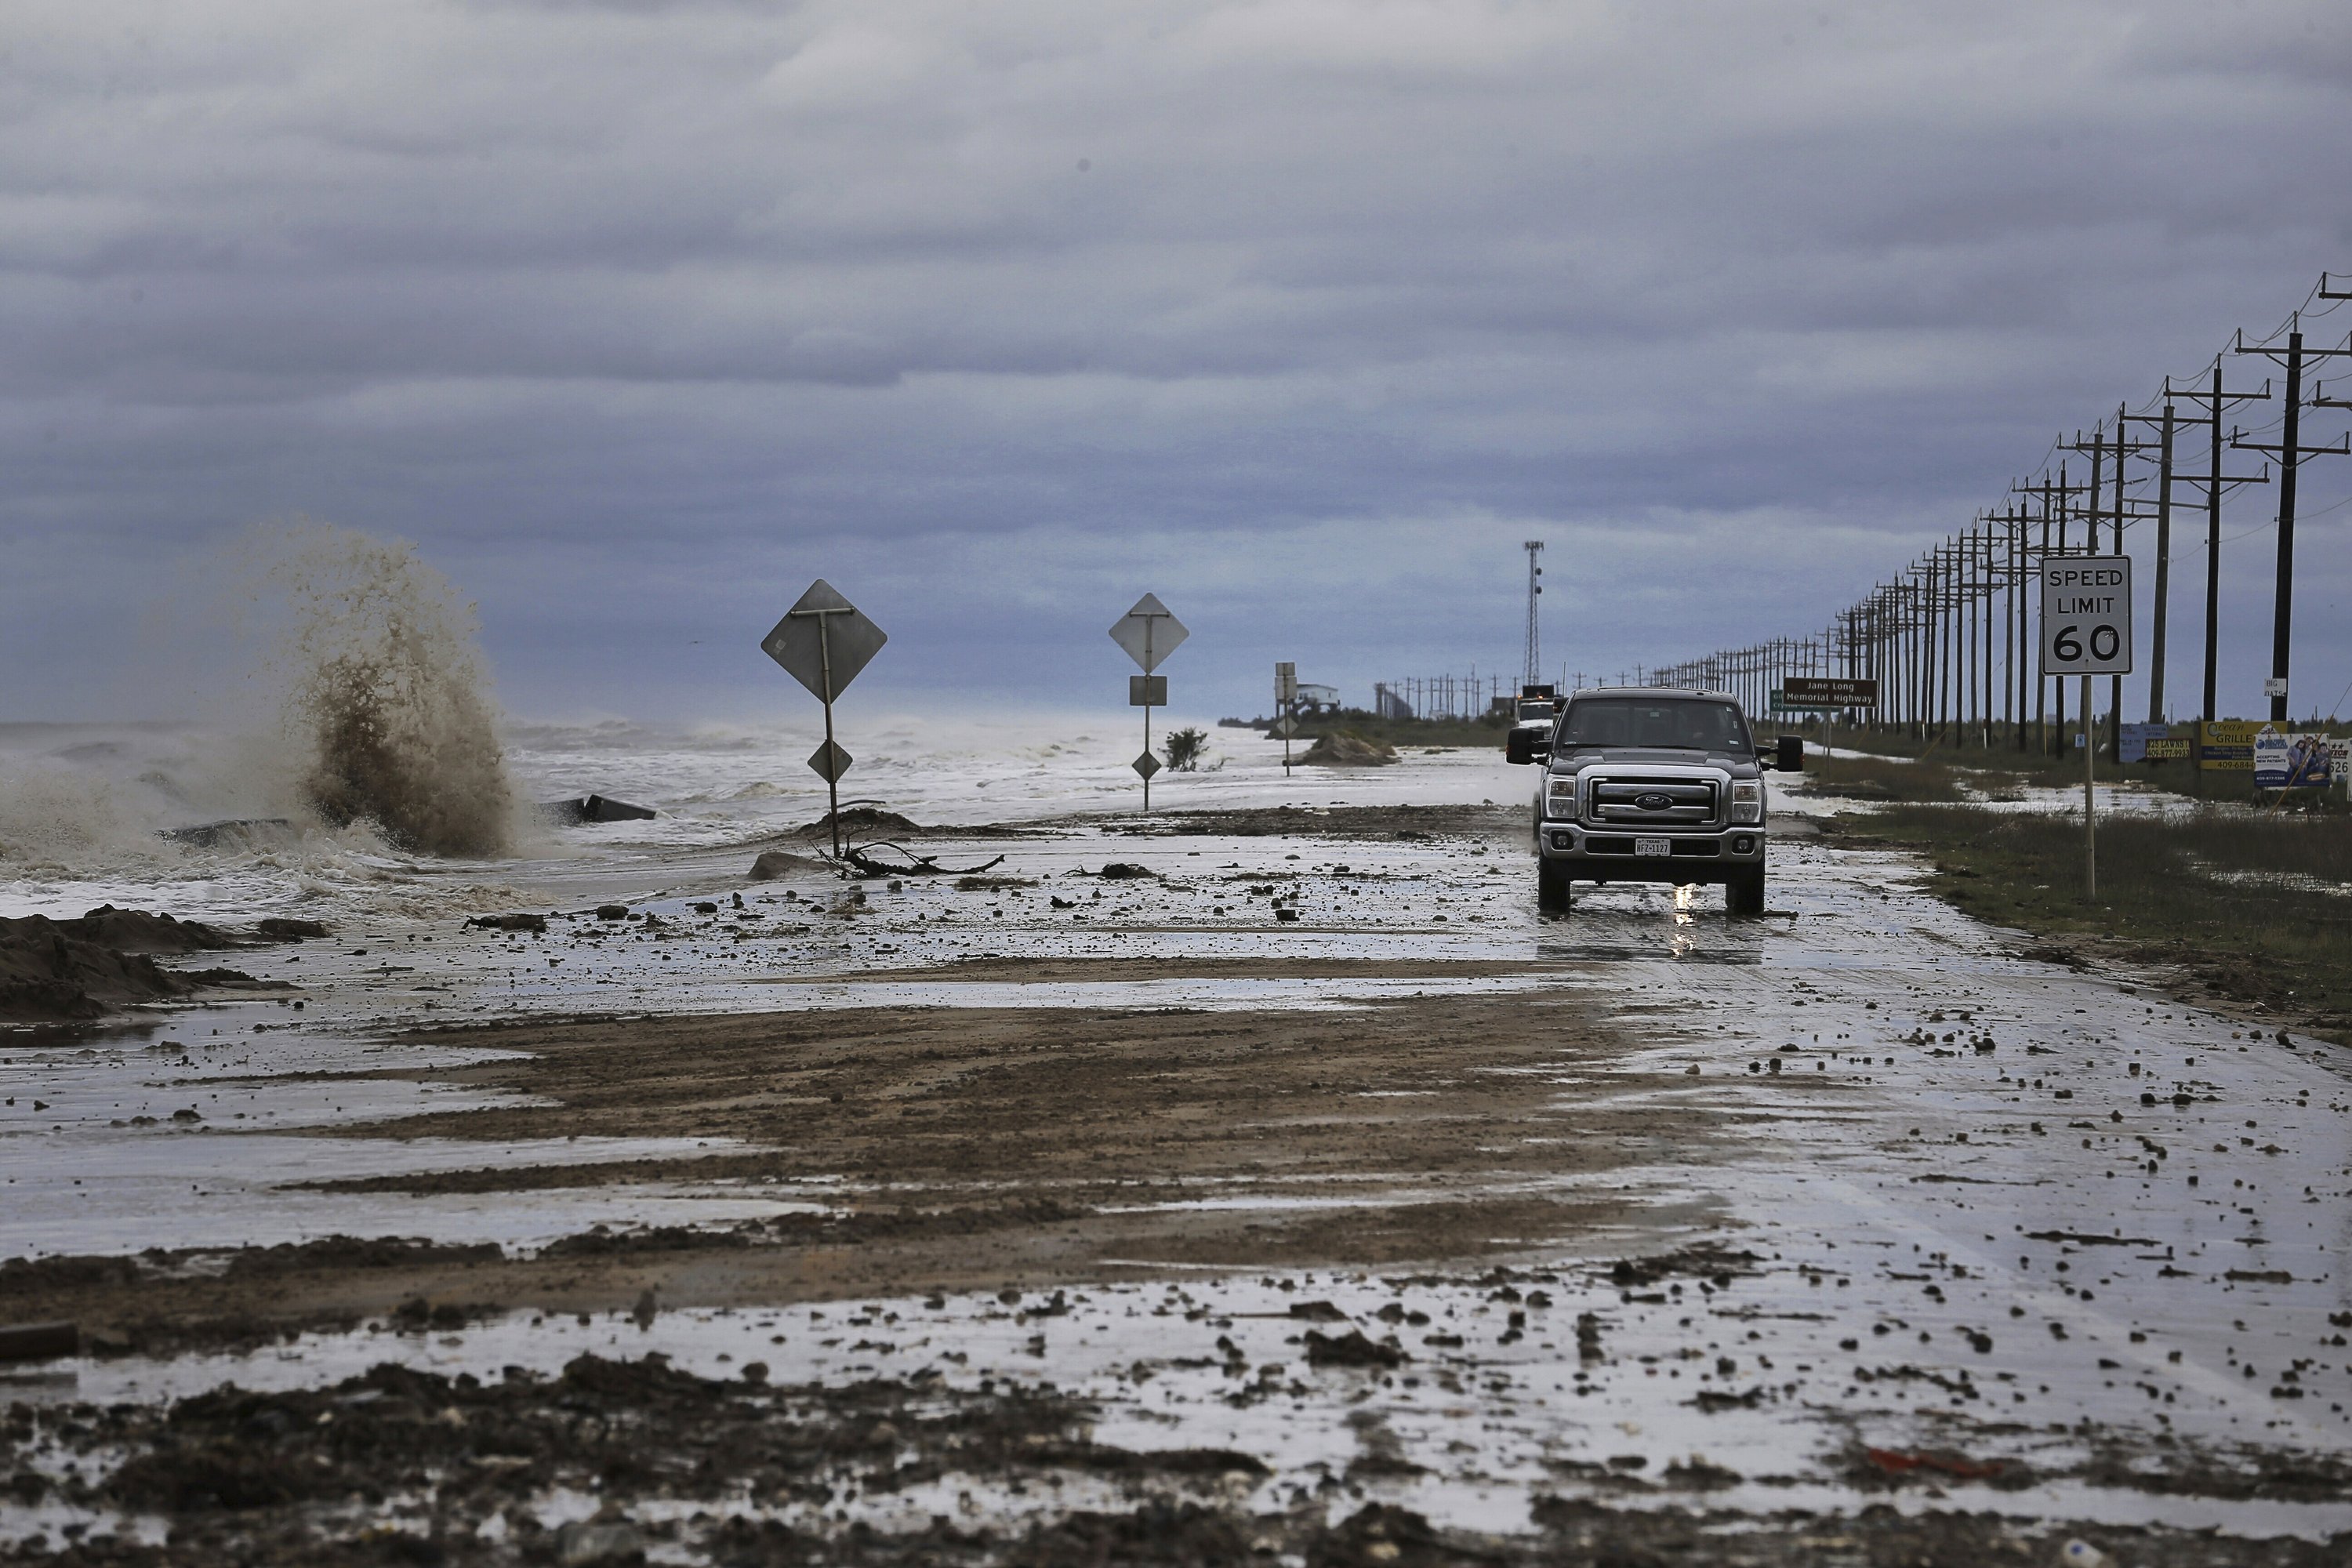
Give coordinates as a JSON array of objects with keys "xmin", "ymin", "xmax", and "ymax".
[
  {"xmin": 2124, "ymin": 398, "xmax": 2178, "ymax": 723},
  {"xmin": 2167, "ymin": 363, "xmax": 2269, "ymax": 732},
  {"xmin": 1973, "ymin": 527, "xmax": 1984, "ymax": 745},
  {"xmin": 2078, "ymin": 439, "xmax": 2097, "ymax": 757},
  {"xmin": 1941, "ymin": 543, "xmax": 1958, "ymax": 741},
  {"xmin": 2062, "ymin": 416, "xmax": 2155, "ymax": 760},
  {"xmin": 1978, "ymin": 526, "xmax": 1993, "ymax": 743},
  {"xmin": 1959, "ymin": 535, "xmax": 1975, "ymax": 744},
  {"xmin": 2036, "ymin": 491, "xmax": 2051, "ymax": 752},
  {"xmin": 2022, "ymin": 484, "xmax": 2043, "ymax": 750},
  {"xmin": 1919, "ymin": 573, "xmax": 1938, "ymax": 747},
  {"xmin": 1938, "ymin": 550, "xmax": 1957, "ymax": 747},
  {"xmin": 2004, "ymin": 504, "xmax": 2022, "ymax": 745},
  {"xmin": 2146, "ymin": 404, "xmax": 2172, "ymax": 727},
  {"xmin": 2053, "ymin": 462, "xmax": 2078, "ymax": 752},
  {"xmin": 1976, "ymin": 524, "xmax": 1993, "ymax": 745},
  {"xmin": 2053, "ymin": 463, "xmax": 2069, "ymax": 751},
  {"xmin": 2234, "ymin": 314, "xmax": 2352, "ymax": 723},
  {"xmin": 2036, "ymin": 462, "xmax": 2092, "ymax": 753},
  {"xmin": 1960, "ymin": 533, "xmax": 1976, "ymax": 745},
  {"xmin": 1981, "ymin": 523, "xmax": 1998, "ymax": 746},
  {"xmin": 1961, "ymin": 529, "xmax": 1976, "ymax": 745},
  {"xmin": 1922, "ymin": 556, "xmax": 1936, "ymax": 742},
  {"xmin": 1909, "ymin": 569, "xmax": 1927, "ymax": 741},
  {"xmin": 1868, "ymin": 593, "xmax": 1884, "ymax": 731},
  {"xmin": 1919, "ymin": 554, "xmax": 1938, "ymax": 747},
  {"xmin": 2107, "ymin": 406, "xmax": 2131, "ymax": 759}
]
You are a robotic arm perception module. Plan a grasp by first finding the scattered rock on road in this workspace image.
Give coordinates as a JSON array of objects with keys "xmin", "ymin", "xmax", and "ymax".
[{"xmin": 750, "ymin": 850, "xmax": 832, "ymax": 880}]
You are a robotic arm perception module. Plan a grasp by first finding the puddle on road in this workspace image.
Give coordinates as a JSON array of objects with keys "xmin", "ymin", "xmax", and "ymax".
[
  {"xmin": 7, "ymin": 813, "xmax": 2350, "ymax": 1548},
  {"xmin": 7, "ymin": 828, "xmax": 1559, "ymax": 1259},
  {"xmin": 4, "ymin": 1007, "xmax": 771, "ymax": 1257},
  {"xmin": 1521, "ymin": 837, "xmax": 2352, "ymax": 1478},
  {"xmin": 1, "ymin": 1140, "xmax": 781, "ymax": 1259}
]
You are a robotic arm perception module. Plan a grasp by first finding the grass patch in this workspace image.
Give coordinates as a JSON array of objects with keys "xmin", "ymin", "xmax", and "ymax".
[
  {"xmin": 1795, "ymin": 723, "xmax": 2352, "ymax": 810},
  {"xmin": 1829, "ymin": 803, "xmax": 2352, "ymax": 1043},
  {"xmin": 1802, "ymin": 752, "xmax": 1969, "ymax": 803}
]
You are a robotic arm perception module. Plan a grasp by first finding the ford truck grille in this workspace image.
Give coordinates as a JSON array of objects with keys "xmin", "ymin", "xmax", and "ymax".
[{"xmin": 1586, "ymin": 775, "xmax": 1719, "ymax": 828}]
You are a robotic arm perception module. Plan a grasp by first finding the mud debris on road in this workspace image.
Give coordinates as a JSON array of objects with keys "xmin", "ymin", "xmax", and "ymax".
[{"xmin": 5, "ymin": 793, "xmax": 2351, "ymax": 1563}]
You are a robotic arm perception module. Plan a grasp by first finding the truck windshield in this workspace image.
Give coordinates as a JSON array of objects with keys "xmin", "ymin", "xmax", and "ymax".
[{"xmin": 1557, "ymin": 698, "xmax": 1751, "ymax": 755}]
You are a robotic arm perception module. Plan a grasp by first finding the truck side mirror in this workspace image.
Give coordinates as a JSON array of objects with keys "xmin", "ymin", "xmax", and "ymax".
[
  {"xmin": 1506, "ymin": 728, "xmax": 1537, "ymax": 765},
  {"xmin": 1777, "ymin": 735, "xmax": 1804, "ymax": 771}
]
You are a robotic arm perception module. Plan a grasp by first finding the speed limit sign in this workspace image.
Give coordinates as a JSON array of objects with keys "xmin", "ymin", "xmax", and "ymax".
[{"xmin": 2041, "ymin": 557, "xmax": 2133, "ymax": 675}]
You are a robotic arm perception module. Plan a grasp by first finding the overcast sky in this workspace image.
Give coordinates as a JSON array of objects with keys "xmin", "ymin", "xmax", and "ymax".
[{"xmin": 7, "ymin": 0, "xmax": 2352, "ymax": 728}]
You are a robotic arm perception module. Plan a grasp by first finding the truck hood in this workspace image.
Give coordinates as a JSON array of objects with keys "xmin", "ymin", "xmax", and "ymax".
[{"xmin": 1548, "ymin": 749, "xmax": 1759, "ymax": 776}]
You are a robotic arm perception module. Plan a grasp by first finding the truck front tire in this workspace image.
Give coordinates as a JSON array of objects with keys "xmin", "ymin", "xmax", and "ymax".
[
  {"xmin": 1537, "ymin": 857, "xmax": 1572, "ymax": 913},
  {"xmin": 1726, "ymin": 864, "xmax": 1766, "ymax": 916}
]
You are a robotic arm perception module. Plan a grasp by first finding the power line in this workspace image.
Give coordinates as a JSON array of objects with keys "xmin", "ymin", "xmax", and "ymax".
[{"xmin": 1646, "ymin": 270, "xmax": 2352, "ymax": 749}]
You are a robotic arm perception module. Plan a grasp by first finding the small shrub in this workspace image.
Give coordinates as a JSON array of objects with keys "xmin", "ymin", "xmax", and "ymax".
[{"xmin": 1163, "ymin": 726, "xmax": 1210, "ymax": 772}]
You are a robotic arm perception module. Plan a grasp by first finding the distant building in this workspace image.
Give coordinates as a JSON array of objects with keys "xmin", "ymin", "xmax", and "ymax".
[{"xmin": 1295, "ymin": 683, "xmax": 1340, "ymax": 714}]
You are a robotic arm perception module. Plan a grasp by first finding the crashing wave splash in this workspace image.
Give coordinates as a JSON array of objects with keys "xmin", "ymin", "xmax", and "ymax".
[{"xmin": 268, "ymin": 522, "xmax": 516, "ymax": 858}]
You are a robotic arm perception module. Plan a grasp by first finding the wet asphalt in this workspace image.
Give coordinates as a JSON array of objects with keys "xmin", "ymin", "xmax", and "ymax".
[{"xmin": 5, "ymin": 792, "xmax": 2351, "ymax": 1548}]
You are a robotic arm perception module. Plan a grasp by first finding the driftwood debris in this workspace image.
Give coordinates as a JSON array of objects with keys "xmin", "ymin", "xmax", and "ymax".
[{"xmin": 839, "ymin": 840, "xmax": 1005, "ymax": 879}]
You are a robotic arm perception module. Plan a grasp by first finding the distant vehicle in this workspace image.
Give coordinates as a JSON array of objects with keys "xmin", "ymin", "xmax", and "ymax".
[
  {"xmin": 1504, "ymin": 687, "xmax": 1801, "ymax": 916},
  {"xmin": 1508, "ymin": 683, "xmax": 1559, "ymax": 731}
]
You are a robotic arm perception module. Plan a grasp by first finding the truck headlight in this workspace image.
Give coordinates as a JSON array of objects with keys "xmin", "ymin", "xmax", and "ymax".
[
  {"xmin": 1730, "ymin": 779, "xmax": 1762, "ymax": 825},
  {"xmin": 1545, "ymin": 774, "xmax": 1577, "ymax": 817}
]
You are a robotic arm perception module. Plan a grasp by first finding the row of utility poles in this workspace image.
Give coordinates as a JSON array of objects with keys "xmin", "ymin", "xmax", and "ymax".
[
  {"xmin": 1374, "ymin": 673, "xmax": 1519, "ymax": 721},
  {"xmin": 1650, "ymin": 272, "xmax": 2352, "ymax": 747}
]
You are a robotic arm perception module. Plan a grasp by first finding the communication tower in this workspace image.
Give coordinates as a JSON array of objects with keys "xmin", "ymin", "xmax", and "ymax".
[{"xmin": 1523, "ymin": 540, "xmax": 1545, "ymax": 688}]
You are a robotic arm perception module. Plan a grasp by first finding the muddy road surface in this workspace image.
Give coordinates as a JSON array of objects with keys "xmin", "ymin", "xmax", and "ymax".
[{"xmin": 5, "ymin": 795, "xmax": 2350, "ymax": 1564}]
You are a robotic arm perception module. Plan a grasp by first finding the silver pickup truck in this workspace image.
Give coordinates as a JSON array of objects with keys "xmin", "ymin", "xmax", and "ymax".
[{"xmin": 1504, "ymin": 686, "xmax": 1801, "ymax": 915}]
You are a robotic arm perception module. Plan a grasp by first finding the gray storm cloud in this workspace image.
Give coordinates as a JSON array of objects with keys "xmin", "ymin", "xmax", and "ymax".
[{"xmin": 5, "ymin": 0, "xmax": 2350, "ymax": 720}]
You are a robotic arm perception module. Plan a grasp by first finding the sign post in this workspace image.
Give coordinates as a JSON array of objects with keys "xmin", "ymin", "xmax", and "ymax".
[
  {"xmin": 761, "ymin": 579, "xmax": 887, "ymax": 858},
  {"xmin": 2040, "ymin": 557, "xmax": 2132, "ymax": 901},
  {"xmin": 1275, "ymin": 662, "xmax": 1298, "ymax": 776},
  {"xmin": 1109, "ymin": 594, "xmax": 1188, "ymax": 811}
]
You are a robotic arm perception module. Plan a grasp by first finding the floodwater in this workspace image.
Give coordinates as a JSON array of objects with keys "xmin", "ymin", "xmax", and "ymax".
[{"xmin": 5, "ymin": 731, "xmax": 2350, "ymax": 1552}]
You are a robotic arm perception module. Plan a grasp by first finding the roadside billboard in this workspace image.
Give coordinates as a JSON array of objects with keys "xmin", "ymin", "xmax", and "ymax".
[
  {"xmin": 2118, "ymin": 722, "xmax": 2178, "ymax": 764},
  {"xmin": 2285, "ymin": 733, "xmax": 2332, "ymax": 787},
  {"xmin": 2252, "ymin": 727, "xmax": 2332, "ymax": 789},
  {"xmin": 2199, "ymin": 720, "xmax": 2264, "ymax": 771}
]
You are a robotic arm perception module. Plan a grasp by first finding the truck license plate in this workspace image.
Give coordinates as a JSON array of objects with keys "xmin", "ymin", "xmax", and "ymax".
[{"xmin": 1635, "ymin": 837, "xmax": 1671, "ymax": 858}]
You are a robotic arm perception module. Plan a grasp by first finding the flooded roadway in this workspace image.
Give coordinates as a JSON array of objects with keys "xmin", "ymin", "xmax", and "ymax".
[{"xmin": 5, "ymin": 782, "xmax": 2350, "ymax": 1559}]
